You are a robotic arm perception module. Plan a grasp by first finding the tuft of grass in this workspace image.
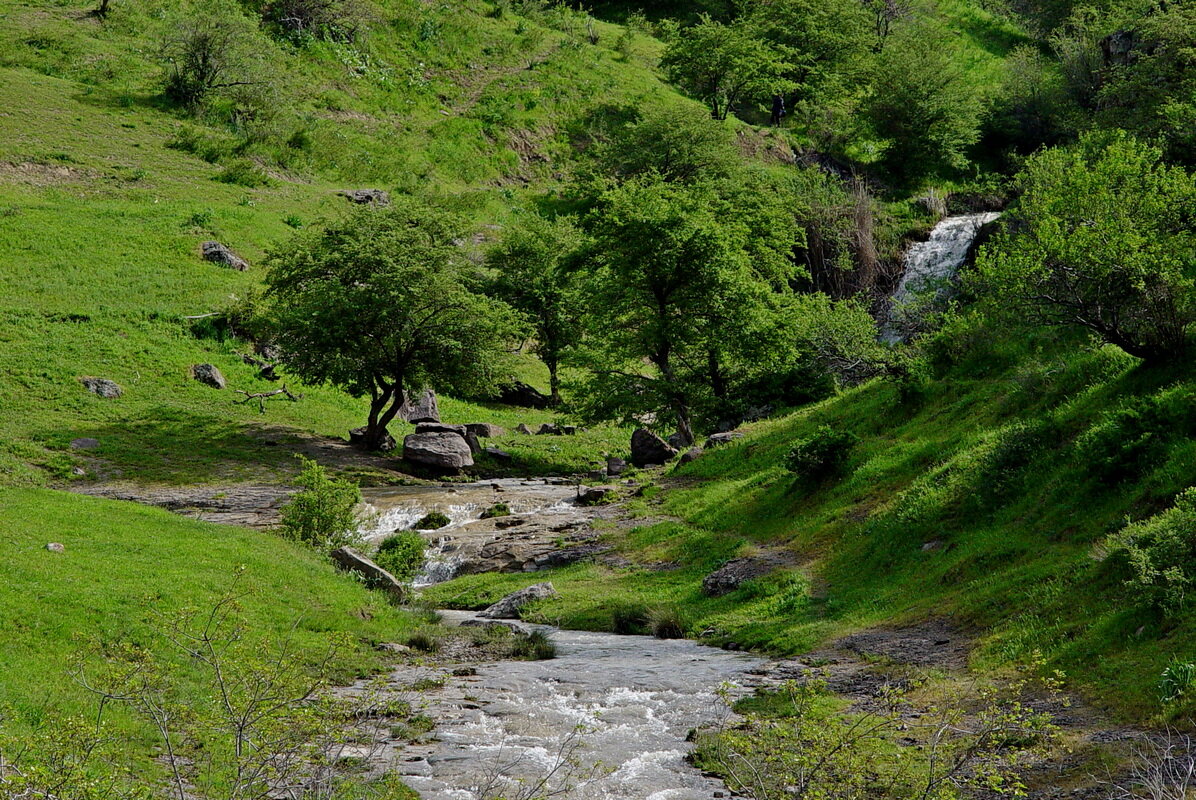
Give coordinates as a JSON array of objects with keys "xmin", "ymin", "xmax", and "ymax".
[{"xmin": 509, "ymin": 629, "xmax": 556, "ymax": 660}]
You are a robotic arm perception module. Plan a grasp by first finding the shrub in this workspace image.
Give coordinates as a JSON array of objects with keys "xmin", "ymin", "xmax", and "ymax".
[
  {"xmin": 509, "ymin": 630, "xmax": 556, "ymax": 660},
  {"xmin": 406, "ymin": 629, "xmax": 441, "ymax": 653},
  {"xmin": 279, "ymin": 457, "xmax": 363, "ymax": 552},
  {"xmin": 1107, "ymin": 488, "xmax": 1196, "ymax": 617},
  {"xmin": 411, "ymin": 511, "xmax": 450, "ymax": 530},
  {"xmin": 1076, "ymin": 391, "xmax": 1196, "ymax": 483},
  {"xmin": 784, "ymin": 426, "xmax": 858, "ymax": 482},
  {"xmin": 373, "ymin": 531, "xmax": 426, "ymax": 582},
  {"xmin": 609, "ymin": 602, "xmax": 650, "ymax": 635},
  {"xmin": 647, "ymin": 606, "xmax": 686, "ymax": 639},
  {"xmin": 479, "ymin": 502, "xmax": 510, "ymax": 519},
  {"xmin": 1158, "ymin": 660, "xmax": 1196, "ymax": 703},
  {"xmin": 216, "ymin": 158, "xmax": 271, "ymax": 187}
]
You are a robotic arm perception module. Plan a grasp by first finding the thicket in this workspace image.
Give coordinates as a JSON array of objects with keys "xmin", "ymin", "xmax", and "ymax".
[{"xmin": 279, "ymin": 457, "xmax": 363, "ymax": 552}]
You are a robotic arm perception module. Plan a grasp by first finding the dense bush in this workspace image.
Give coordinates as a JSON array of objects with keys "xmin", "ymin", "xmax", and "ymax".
[
  {"xmin": 1107, "ymin": 488, "xmax": 1196, "ymax": 617},
  {"xmin": 647, "ymin": 605, "xmax": 687, "ymax": 639},
  {"xmin": 784, "ymin": 425, "xmax": 858, "ymax": 482},
  {"xmin": 373, "ymin": 531, "xmax": 426, "ymax": 582},
  {"xmin": 610, "ymin": 601, "xmax": 650, "ymax": 635},
  {"xmin": 479, "ymin": 502, "xmax": 511, "ymax": 519},
  {"xmin": 411, "ymin": 511, "xmax": 451, "ymax": 530},
  {"xmin": 279, "ymin": 457, "xmax": 363, "ymax": 552},
  {"xmin": 509, "ymin": 629, "xmax": 556, "ymax": 660},
  {"xmin": 1076, "ymin": 390, "xmax": 1196, "ymax": 483}
]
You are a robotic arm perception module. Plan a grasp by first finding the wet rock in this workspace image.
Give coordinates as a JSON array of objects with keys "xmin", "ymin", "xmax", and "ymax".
[
  {"xmin": 702, "ymin": 555, "xmax": 788, "ymax": 597},
  {"xmin": 516, "ymin": 423, "xmax": 534, "ymax": 435},
  {"xmin": 630, "ymin": 429, "xmax": 677, "ymax": 468},
  {"xmin": 403, "ymin": 432, "xmax": 473, "ymax": 471},
  {"xmin": 679, "ymin": 447, "xmax": 703, "ymax": 465},
  {"xmin": 339, "ymin": 189, "xmax": 390, "ymax": 205},
  {"xmin": 330, "ymin": 547, "xmax": 406, "ymax": 598},
  {"xmin": 464, "ymin": 423, "xmax": 505, "ymax": 438},
  {"xmin": 460, "ymin": 618, "xmax": 530, "ymax": 634},
  {"xmin": 705, "ymin": 432, "xmax": 744, "ymax": 448},
  {"xmin": 70, "ymin": 437, "xmax": 100, "ymax": 450},
  {"xmin": 483, "ymin": 447, "xmax": 513, "ymax": 462},
  {"xmin": 576, "ymin": 486, "xmax": 615, "ymax": 506},
  {"xmin": 401, "ymin": 389, "xmax": 440, "ymax": 423},
  {"xmin": 349, "ymin": 427, "xmax": 396, "ymax": 452},
  {"xmin": 45, "ymin": 542, "xmax": 65, "ymax": 553},
  {"xmin": 498, "ymin": 381, "xmax": 551, "ymax": 409},
  {"xmin": 80, "ymin": 376, "xmax": 122, "ymax": 398},
  {"xmin": 606, "ymin": 456, "xmax": 627, "ymax": 476},
  {"xmin": 478, "ymin": 582, "xmax": 558, "ymax": 619},
  {"xmin": 190, "ymin": 363, "xmax": 226, "ymax": 389},
  {"xmin": 200, "ymin": 240, "xmax": 249, "ymax": 271}
]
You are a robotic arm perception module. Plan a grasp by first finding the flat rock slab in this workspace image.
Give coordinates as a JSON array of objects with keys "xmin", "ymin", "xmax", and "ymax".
[
  {"xmin": 79, "ymin": 376, "xmax": 122, "ymax": 398},
  {"xmin": 70, "ymin": 437, "xmax": 100, "ymax": 450},
  {"xmin": 331, "ymin": 547, "xmax": 406, "ymax": 598},
  {"xmin": 74, "ymin": 484, "xmax": 294, "ymax": 528},
  {"xmin": 834, "ymin": 619, "xmax": 971, "ymax": 670}
]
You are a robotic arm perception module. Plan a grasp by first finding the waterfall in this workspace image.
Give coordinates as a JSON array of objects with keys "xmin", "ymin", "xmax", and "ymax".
[{"xmin": 883, "ymin": 212, "xmax": 1001, "ymax": 342}]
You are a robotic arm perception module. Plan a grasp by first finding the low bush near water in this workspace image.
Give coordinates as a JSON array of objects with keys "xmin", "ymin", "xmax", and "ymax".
[
  {"xmin": 374, "ymin": 531, "xmax": 426, "ymax": 582},
  {"xmin": 412, "ymin": 511, "xmax": 451, "ymax": 530},
  {"xmin": 647, "ymin": 606, "xmax": 687, "ymax": 639},
  {"xmin": 279, "ymin": 457, "xmax": 364, "ymax": 552}
]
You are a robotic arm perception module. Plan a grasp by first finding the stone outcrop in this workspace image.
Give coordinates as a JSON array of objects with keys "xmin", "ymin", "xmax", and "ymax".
[
  {"xmin": 498, "ymin": 381, "xmax": 551, "ymax": 409},
  {"xmin": 701, "ymin": 554, "xmax": 790, "ymax": 597},
  {"xmin": 200, "ymin": 241, "xmax": 249, "ymax": 271},
  {"xmin": 478, "ymin": 582, "xmax": 558, "ymax": 619},
  {"xmin": 679, "ymin": 447, "xmax": 703, "ymax": 465},
  {"xmin": 403, "ymin": 431, "xmax": 473, "ymax": 471},
  {"xmin": 606, "ymin": 456, "xmax": 627, "ymax": 476},
  {"xmin": 401, "ymin": 389, "xmax": 440, "ymax": 423},
  {"xmin": 339, "ymin": 189, "xmax": 390, "ymax": 205},
  {"xmin": 705, "ymin": 432, "xmax": 745, "ymax": 448},
  {"xmin": 576, "ymin": 486, "xmax": 615, "ymax": 506},
  {"xmin": 630, "ymin": 429, "xmax": 677, "ymax": 467},
  {"xmin": 70, "ymin": 437, "xmax": 100, "ymax": 450},
  {"xmin": 80, "ymin": 376, "xmax": 122, "ymax": 398},
  {"xmin": 330, "ymin": 547, "xmax": 406, "ymax": 598},
  {"xmin": 190, "ymin": 363, "xmax": 226, "ymax": 389},
  {"xmin": 483, "ymin": 447, "xmax": 512, "ymax": 462},
  {"xmin": 465, "ymin": 423, "xmax": 505, "ymax": 438}
]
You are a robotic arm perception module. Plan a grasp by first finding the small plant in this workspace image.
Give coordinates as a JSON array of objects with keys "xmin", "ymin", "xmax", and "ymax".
[
  {"xmin": 509, "ymin": 629, "xmax": 556, "ymax": 660},
  {"xmin": 1107, "ymin": 488, "xmax": 1196, "ymax": 617},
  {"xmin": 479, "ymin": 502, "xmax": 511, "ymax": 519},
  {"xmin": 283, "ymin": 213, "xmax": 304, "ymax": 229},
  {"xmin": 412, "ymin": 511, "xmax": 451, "ymax": 530},
  {"xmin": 279, "ymin": 456, "xmax": 364, "ymax": 552},
  {"xmin": 216, "ymin": 158, "xmax": 270, "ymax": 187},
  {"xmin": 647, "ymin": 605, "xmax": 686, "ymax": 639},
  {"xmin": 373, "ymin": 530, "xmax": 426, "ymax": 582},
  {"xmin": 784, "ymin": 425, "xmax": 858, "ymax": 482},
  {"xmin": 1158, "ymin": 660, "xmax": 1196, "ymax": 703},
  {"xmin": 406, "ymin": 629, "xmax": 442, "ymax": 653},
  {"xmin": 609, "ymin": 602, "xmax": 649, "ymax": 635}
]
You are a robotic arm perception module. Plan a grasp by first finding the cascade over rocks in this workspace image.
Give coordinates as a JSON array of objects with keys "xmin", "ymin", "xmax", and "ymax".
[
  {"xmin": 190, "ymin": 363, "xmax": 226, "ymax": 389},
  {"xmin": 330, "ymin": 547, "xmax": 406, "ymax": 598},
  {"xmin": 478, "ymin": 582, "xmax": 558, "ymax": 619},
  {"xmin": 80, "ymin": 376, "xmax": 122, "ymax": 398},
  {"xmin": 630, "ymin": 429, "xmax": 677, "ymax": 467},
  {"xmin": 403, "ymin": 431, "xmax": 473, "ymax": 471},
  {"xmin": 200, "ymin": 241, "xmax": 249, "ymax": 271}
]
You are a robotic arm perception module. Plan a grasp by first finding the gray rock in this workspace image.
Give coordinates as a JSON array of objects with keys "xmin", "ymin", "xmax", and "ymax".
[
  {"xmin": 80, "ymin": 376, "xmax": 122, "ymax": 398},
  {"xmin": 460, "ymin": 618, "xmax": 530, "ymax": 634},
  {"xmin": 415, "ymin": 422, "xmax": 467, "ymax": 436},
  {"xmin": 667, "ymin": 432, "xmax": 690, "ymax": 450},
  {"xmin": 537, "ymin": 423, "xmax": 559, "ymax": 435},
  {"xmin": 339, "ymin": 189, "xmax": 390, "ymax": 205},
  {"xmin": 465, "ymin": 423, "xmax": 506, "ymax": 438},
  {"xmin": 71, "ymin": 466, "xmax": 86, "ymax": 477},
  {"xmin": 483, "ymin": 447, "xmax": 513, "ymax": 462},
  {"xmin": 516, "ymin": 423, "xmax": 534, "ymax": 435},
  {"xmin": 464, "ymin": 431, "xmax": 481, "ymax": 454},
  {"xmin": 403, "ymin": 431, "xmax": 474, "ymax": 471},
  {"xmin": 401, "ymin": 389, "xmax": 440, "ymax": 423},
  {"xmin": 498, "ymin": 381, "xmax": 551, "ymax": 409},
  {"xmin": 679, "ymin": 447, "xmax": 703, "ymax": 465},
  {"xmin": 576, "ymin": 486, "xmax": 615, "ymax": 506},
  {"xmin": 349, "ymin": 426, "xmax": 396, "ymax": 452},
  {"xmin": 45, "ymin": 542, "xmax": 65, "ymax": 553},
  {"xmin": 560, "ymin": 425, "xmax": 578, "ymax": 435},
  {"xmin": 477, "ymin": 582, "xmax": 558, "ymax": 619},
  {"xmin": 200, "ymin": 241, "xmax": 249, "ymax": 271},
  {"xmin": 70, "ymin": 437, "xmax": 100, "ymax": 450},
  {"xmin": 705, "ymin": 432, "xmax": 745, "ymax": 448},
  {"xmin": 630, "ymin": 429, "xmax": 677, "ymax": 468},
  {"xmin": 190, "ymin": 363, "xmax": 226, "ymax": 389},
  {"xmin": 330, "ymin": 547, "xmax": 406, "ymax": 598},
  {"xmin": 606, "ymin": 456, "xmax": 627, "ymax": 476},
  {"xmin": 702, "ymin": 556, "xmax": 787, "ymax": 597}
]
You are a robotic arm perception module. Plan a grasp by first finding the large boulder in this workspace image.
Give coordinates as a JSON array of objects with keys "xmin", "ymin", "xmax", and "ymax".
[
  {"xmin": 606, "ymin": 456, "xmax": 627, "ymax": 476},
  {"xmin": 414, "ymin": 423, "xmax": 480, "ymax": 454},
  {"xmin": 630, "ymin": 429, "xmax": 678, "ymax": 468},
  {"xmin": 200, "ymin": 241, "xmax": 249, "ymax": 271},
  {"xmin": 465, "ymin": 423, "xmax": 505, "ymax": 438},
  {"xmin": 330, "ymin": 547, "xmax": 406, "ymax": 598},
  {"xmin": 403, "ymin": 431, "xmax": 473, "ymax": 471},
  {"xmin": 701, "ymin": 555, "xmax": 788, "ymax": 597},
  {"xmin": 190, "ymin": 363, "xmax": 226, "ymax": 389},
  {"xmin": 80, "ymin": 376, "xmax": 122, "ymax": 398},
  {"xmin": 478, "ymin": 582, "xmax": 558, "ymax": 619},
  {"xmin": 339, "ymin": 189, "xmax": 390, "ymax": 205},
  {"xmin": 401, "ymin": 389, "xmax": 440, "ymax": 423},
  {"xmin": 498, "ymin": 381, "xmax": 551, "ymax": 409},
  {"xmin": 678, "ymin": 447, "xmax": 703, "ymax": 465},
  {"xmin": 348, "ymin": 427, "xmax": 396, "ymax": 452}
]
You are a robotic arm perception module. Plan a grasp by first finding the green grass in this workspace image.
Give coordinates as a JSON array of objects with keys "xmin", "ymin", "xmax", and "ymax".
[{"xmin": 0, "ymin": 486, "xmax": 420, "ymax": 784}]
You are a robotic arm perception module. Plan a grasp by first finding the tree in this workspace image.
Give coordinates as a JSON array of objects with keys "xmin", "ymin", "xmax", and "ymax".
[
  {"xmin": 973, "ymin": 132, "xmax": 1196, "ymax": 363},
  {"xmin": 743, "ymin": 0, "xmax": 872, "ymax": 99},
  {"xmin": 264, "ymin": 200, "xmax": 526, "ymax": 450},
  {"xmin": 279, "ymin": 457, "xmax": 362, "ymax": 552},
  {"xmin": 487, "ymin": 214, "xmax": 585, "ymax": 407},
  {"xmin": 576, "ymin": 174, "xmax": 798, "ymax": 442},
  {"xmin": 161, "ymin": 13, "xmax": 261, "ymax": 108},
  {"xmin": 589, "ymin": 103, "xmax": 742, "ymax": 185},
  {"xmin": 661, "ymin": 15, "xmax": 795, "ymax": 120}
]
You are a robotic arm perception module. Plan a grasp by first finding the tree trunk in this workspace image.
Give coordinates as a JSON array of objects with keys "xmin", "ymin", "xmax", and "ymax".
[
  {"xmin": 654, "ymin": 345, "xmax": 694, "ymax": 447},
  {"xmin": 547, "ymin": 358, "xmax": 562, "ymax": 408},
  {"xmin": 361, "ymin": 374, "xmax": 404, "ymax": 450}
]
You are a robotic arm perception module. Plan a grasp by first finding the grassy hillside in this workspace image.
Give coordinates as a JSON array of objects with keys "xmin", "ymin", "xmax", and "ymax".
[{"xmin": 426, "ymin": 323, "xmax": 1196, "ymax": 722}]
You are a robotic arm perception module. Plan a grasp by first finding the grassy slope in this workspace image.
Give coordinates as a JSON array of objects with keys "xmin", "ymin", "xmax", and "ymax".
[
  {"xmin": 426, "ymin": 326, "xmax": 1196, "ymax": 723},
  {"xmin": 0, "ymin": 487, "xmax": 419, "ymax": 781}
]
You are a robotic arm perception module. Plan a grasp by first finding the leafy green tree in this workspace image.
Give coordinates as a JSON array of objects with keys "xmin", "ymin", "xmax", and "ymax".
[
  {"xmin": 488, "ymin": 214, "xmax": 584, "ymax": 406},
  {"xmin": 742, "ymin": 0, "xmax": 871, "ymax": 100},
  {"xmin": 973, "ymin": 132, "xmax": 1196, "ymax": 363},
  {"xmin": 589, "ymin": 103, "xmax": 743, "ymax": 185},
  {"xmin": 280, "ymin": 457, "xmax": 363, "ymax": 551},
  {"xmin": 265, "ymin": 200, "xmax": 526, "ymax": 450},
  {"xmin": 661, "ymin": 15, "xmax": 795, "ymax": 120},
  {"xmin": 576, "ymin": 174, "xmax": 798, "ymax": 442}
]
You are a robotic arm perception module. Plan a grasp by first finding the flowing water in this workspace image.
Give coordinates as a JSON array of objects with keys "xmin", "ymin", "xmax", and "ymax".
[
  {"xmin": 394, "ymin": 612, "xmax": 766, "ymax": 800},
  {"xmin": 883, "ymin": 212, "xmax": 1001, "ymax": 342}
]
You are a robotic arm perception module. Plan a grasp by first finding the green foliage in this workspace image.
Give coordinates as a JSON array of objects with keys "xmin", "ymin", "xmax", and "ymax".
[
  {"xmin": 609, "ymin": 601, "xmax": 650, "ymax": 634},
  {"xmin": 1107, "ymin": 488, "xmax": 1196, "ymax": 617},
  {"xmin": 586, "ymin": 102, "xmax": 742, "ymax": 185},
  {"xmin": 1076, "ymin": 390, "xmax": 1196, "ymax": 483},
  {"xmin": 264, "ymin": 199, "xmax": 527, "ymax": 448},
  {"xmin": 1157, "ymin": 659, "xmax": 1196, "ymax": 703},
  {"xmin": 647, "ymin": 605, "xmax": 687, "ymax": 638},
  {"xmin": 411, "ymin": 511, "xmax": 451, "ymax": 530},
  {"xmin": 479, "ymin": 502, "xmax": 511, "ymax": 519},
  {"xmin": 661, "ymin": 15, "xmax": 795, "ymax": 120},
  {"xmin": 374, "ymin": 531, "xmax": 426, "ymax": 582},
  {"xmin": 406, "ymin": 628, "xmax": 442, "ymax": 653},
  {"xmin": 784, "ymin": 425, "xmax": 857, "ymax": 481},
  {"xmin": 974, "ymin": 132, "xmax": 1196, "ymax": 362},
  {"xmin": 279, "ymin": 456, "xmax": 364, "ymax": 552},
  {"xmin": 509, "ymin": 629, "xmax": 556, "ymax": 660}
]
